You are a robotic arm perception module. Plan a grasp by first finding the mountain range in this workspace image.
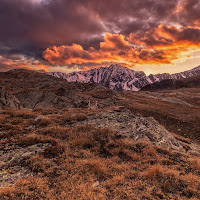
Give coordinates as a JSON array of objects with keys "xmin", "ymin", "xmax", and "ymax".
[{"xmin": 48, "ymin": 64, "xmax": 200, "ymax": 91}]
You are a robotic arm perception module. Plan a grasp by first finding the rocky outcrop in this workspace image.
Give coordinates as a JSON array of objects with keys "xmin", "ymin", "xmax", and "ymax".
[
  {"xmin": 0, "ymin": 143, "xmax": 50, "ymax": 188},
  {"xmin": 0, "ymin": 85, "xmax": 21, "ymax": 110},
  {"xmin": 73, "ymin": 109, "xmax": 187, "ymax": 152}
]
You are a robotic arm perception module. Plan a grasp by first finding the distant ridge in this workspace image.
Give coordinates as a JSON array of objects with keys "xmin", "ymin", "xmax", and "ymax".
[{"xmin": 141, "ymin": 74, "xmax": 200, "ymax": 91}]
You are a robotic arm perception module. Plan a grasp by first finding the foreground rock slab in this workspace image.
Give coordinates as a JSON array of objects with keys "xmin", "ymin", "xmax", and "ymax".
[{"xmin": 74, "ymin": 109, "xmax": 194, "ymax": 152}]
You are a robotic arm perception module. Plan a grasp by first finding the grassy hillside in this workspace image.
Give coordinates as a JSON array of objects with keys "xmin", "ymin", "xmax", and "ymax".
[{"xmin": 0, "ymin": 108, "xmax": 200, "ymax": 199}]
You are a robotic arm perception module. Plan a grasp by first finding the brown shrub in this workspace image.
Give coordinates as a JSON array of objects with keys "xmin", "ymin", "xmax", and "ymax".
[
  {"xmin": 38, "ymin": 126, "xmax": 69, "ymax": 139},
  {"xmin": 69, "ymin": 126, "xmax": 114, "ymax": 149},
  {"xmin": 0, "ymin": 124, "xmax": 23, "ymax": 139},
  {"xmin": 141, "ymin": 165, "xmax": 186, "ymax": 193},
  {"xmin": 180, "ymin": 173, "xmax": 200, "ymax": 189},
  {"xmin": 33, "ymin": 107, "xmax": 58, "ymax": 115},
  {"xmin": 5, "ymin": 110, "xmax": 36, "ymax": 119},
  {"xmin": 42, "ymin": 143, "xmax": 65, "ymax": 158},
  {"xmin": 63, "ymin": 113, "xmax": 88, "ymax": 123},
  {"xmin": 0, "ymin": 177, "xmax": 52, "ymax": 200},
  {"xmin": 79, "ymin": 158, "xmax": 109, "ymax": 180},
  {"xmin": 105, "ymin": 175, "xmax": 125, "ymax": 187},
  {"xmin": 143, "ymin": 145, "xmax": 157, "ymax": 156},
  {"xmin": 14, "ymin": 133, "xmax": 55, "ymax": 147},
  {"xmin": 0, "ymin": 107, "xmax": 200, "ymax": 199},
  {"xmin": 189, "ymin": 157, "xmax": 200, "ymax": 171}
]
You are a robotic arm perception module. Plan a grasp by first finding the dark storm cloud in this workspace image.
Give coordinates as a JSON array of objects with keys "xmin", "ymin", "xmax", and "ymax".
[
  {"xmin": 176, "ymin": 0, "xmax": 200, "ymax": 25},
  {"xmin": 0, "ymin": 0, "xmax": 187, "ymax": 54},
  {"xmin": 162, "ymin": 26, "xmax": 200, "ymax": 44},
  {"xmin": 0, "ymin": 0, "xmax": 106, "ymax": 57}
]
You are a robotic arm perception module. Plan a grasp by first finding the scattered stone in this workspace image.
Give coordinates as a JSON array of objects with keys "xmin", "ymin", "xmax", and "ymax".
[
  {"xmin": 92, "ymin": 181, "xmax": 100, "ymax": 187},
  {"xmin": 35, "ymin": 115, "xmax": 45, "ymax": 122}
]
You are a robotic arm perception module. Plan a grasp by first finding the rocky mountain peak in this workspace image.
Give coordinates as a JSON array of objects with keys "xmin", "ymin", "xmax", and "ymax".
[
  {"xmin": 48, "ymin": 64, "xmax": 151, "ymax": 91},
  {"xmin": 48, "ymin": 64, "xmax": 200, "ymax": 91}
]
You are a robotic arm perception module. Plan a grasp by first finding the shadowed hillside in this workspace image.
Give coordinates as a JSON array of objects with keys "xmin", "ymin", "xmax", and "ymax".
[
  {"xmin": 0, "ymin": 69, "xmax": 122, "ymax": 109},
  {"xmin": 0, "ymin": 85, "xmax": 21, "ymax": 110}
]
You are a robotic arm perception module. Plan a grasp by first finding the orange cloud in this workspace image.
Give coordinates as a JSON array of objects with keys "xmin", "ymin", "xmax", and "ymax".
[
  {"xmin": 100, "ymin": 33, "xmax": 131, "ymax": 52},
  {"xmin": 43, "ymin": 25, "xmax": 200, "ymax": 70},
  {"xmin": 139, "ymin": 25, "xmax": 200, "ymax": 48}
]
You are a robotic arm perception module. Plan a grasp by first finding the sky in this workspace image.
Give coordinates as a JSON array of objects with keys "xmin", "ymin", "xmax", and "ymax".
[{"xmin": 0, "ymin": 0, "xmax": 200, "ymax": 75}]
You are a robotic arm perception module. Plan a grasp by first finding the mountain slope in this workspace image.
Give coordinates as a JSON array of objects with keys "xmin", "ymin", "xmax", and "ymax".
[
  {"xmin": 1, "ymin": 68, "xmax": 200, "ymax": 143},
  {"xmin": 48, "ymin": 64, "xmax": 200, "ymax": 91}
]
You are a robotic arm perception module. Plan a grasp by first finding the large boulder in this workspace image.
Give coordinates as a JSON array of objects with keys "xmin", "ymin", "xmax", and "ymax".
[{"xmin": 0, "ymin": 85, "xmax": 21, "ymax": 110}]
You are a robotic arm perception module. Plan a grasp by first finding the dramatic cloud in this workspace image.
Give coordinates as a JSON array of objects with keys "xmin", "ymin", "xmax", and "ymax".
[
  {"xmin": 0, "ymin": 0, "xmax": 199, "ymax": 73},
  {"xmin": 43, "ymin": 26, "xmax": 200, "ymax": 69}
]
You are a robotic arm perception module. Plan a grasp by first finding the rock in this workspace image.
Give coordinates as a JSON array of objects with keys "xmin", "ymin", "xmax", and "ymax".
[
  {"xmin": 1, "ymin": 143, "xmax": 50, "ymax": 166},
  {"xmin": 35, "ymin": 115, "xmax": 45, "ymax": 122},
  {"xmin": 113, "ymin": 106, "xmax": 125, "ymax": 112},
  {"xmin": 48, "ymin": 64, "xmax": 200, "ymax": 91},
  {"xmin": 92, "ymin": 181, "xmax": 100, "ymax": 187},
  {"xmin": 0, "ymin": 143, "xmax": 50, "ymax": 188},
  {"xmin": 74, "ymin": 109, "xmax": 186, "ymax": 152}
]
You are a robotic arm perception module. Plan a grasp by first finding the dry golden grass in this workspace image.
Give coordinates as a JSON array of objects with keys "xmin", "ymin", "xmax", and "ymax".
[
  {"xmin": 0, "ymin": 108, "xmax": 200, "ymax": 200},
  {"xmin": 189, "ymin": 157, "xmax": 200, "ymax": 171}
]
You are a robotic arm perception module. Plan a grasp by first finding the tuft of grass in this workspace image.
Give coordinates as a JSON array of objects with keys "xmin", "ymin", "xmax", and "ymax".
[
  {"xmin": 189, "ymin": 157, "xmax": 200, "ymax": 171},
  {"xmin": 26, "ymin": 154, "xmax": 47, "ymax": 173}
]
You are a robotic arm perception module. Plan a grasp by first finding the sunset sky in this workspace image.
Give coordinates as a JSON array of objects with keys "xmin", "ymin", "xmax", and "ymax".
[{"xmin": 0, "ymin": 0, "xmax": 200, "ymax": 75}]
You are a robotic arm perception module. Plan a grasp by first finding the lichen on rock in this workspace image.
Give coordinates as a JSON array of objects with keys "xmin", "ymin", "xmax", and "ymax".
[{"xmin": 74, "ymin": 109, "xmax": 185, "ymax": 152}]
